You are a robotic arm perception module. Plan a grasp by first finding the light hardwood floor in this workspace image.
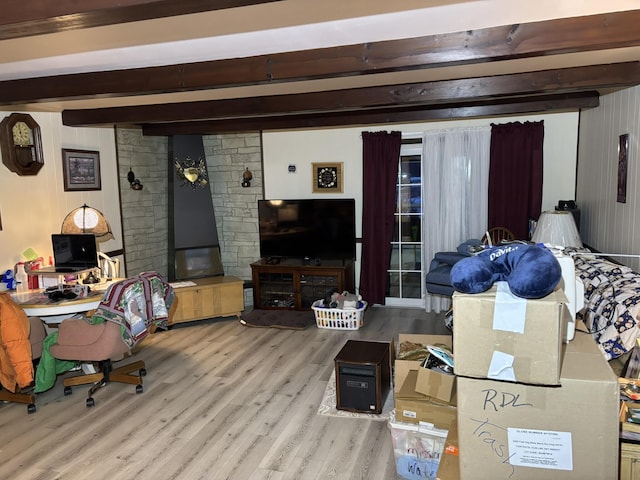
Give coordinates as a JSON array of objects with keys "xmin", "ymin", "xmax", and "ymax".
[{"xmin": 0, "ymin": 306, "xmax": 449, "ymax": 480}]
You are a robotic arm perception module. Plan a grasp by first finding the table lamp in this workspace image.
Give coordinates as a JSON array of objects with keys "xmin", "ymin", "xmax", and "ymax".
[
  {"xmin": 531, "ymin": 210, "xmax": 582, "ymax": 248},
  {"xmin": 531, "ymin": 210, "xmax": 584, "ymax": 342},
  {"xmin": 61, "ymin": 204, "xmax": 112, "ymax": 239}
]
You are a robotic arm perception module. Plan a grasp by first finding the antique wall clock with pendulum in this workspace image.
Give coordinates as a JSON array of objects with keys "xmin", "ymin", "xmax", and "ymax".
[{"xmin": 0, "ymin": 113, "xmax": 45, "ymax": 176}]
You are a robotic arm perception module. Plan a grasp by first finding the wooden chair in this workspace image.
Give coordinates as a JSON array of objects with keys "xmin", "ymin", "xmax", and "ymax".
[{"xmin": 482, "ymin": 227, "xmax": 515, "ymax": 246}]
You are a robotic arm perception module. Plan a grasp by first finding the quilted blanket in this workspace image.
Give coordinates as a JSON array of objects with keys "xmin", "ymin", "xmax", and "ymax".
[
  {"xmin": 573, "ymin": 252, "xmax": 640, "ymax": 360},
  {"xmin": 90, "ymin": 271, "xmax": 175, "ymax": 347}
]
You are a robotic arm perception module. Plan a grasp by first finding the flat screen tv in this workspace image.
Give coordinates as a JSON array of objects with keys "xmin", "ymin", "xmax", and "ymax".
[{"xmin": 258, "ymin": 199, "xmax": 356, "ymax": 260}]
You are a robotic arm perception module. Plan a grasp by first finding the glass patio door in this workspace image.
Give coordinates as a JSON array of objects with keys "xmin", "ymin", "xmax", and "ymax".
[{"xmin": 386, "ymin": 138, "xmax": 423, "ymax": 307}]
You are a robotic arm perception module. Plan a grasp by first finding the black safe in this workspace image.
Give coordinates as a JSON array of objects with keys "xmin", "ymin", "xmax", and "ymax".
[{"xmin": 334, "ymin": 340, "xmax": 390, "ymax": 414}]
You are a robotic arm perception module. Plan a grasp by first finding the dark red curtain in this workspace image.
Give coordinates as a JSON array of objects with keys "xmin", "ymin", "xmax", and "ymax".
[
  {"xmin": 359, "ymin": 131, "xmax": 401, "ymax": 305},
  {"xmin": 488, "ymin": 121, "xmax": 544, "ymax": 240}
]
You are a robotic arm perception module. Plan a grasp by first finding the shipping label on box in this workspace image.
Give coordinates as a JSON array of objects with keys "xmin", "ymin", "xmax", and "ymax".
[
  {"xmin": 395, "ymin": 334, "xmax": 452, "ymax": 393},
  {"xmin": 456, "ymin": 332, "xmax": 619, "ymax": 480},
  {"xmin": 453, "ymin": 284, "xmax": 567, "ymax": 385}
]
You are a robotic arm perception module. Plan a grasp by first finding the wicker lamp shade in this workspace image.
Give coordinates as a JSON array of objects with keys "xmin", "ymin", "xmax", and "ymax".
[{"xmin": 61, "ymin": 204, "xmax": 112, "ymax": 239}]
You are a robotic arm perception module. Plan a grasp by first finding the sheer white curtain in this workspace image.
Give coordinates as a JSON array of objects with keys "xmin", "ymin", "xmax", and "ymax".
[{"xmin": 422, "ymin": 126, "xmax": 491, "ymax": 313}]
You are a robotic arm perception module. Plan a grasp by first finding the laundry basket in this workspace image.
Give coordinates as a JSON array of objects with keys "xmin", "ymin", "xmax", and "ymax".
[{"xmin": 312, "ymin": 300, "xmax": 367, "ymax": 330}]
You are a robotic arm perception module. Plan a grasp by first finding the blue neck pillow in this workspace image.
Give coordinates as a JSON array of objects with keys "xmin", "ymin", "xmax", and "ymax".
[{"xmin": 450, "ymin": 243, "xmax": 561, "ymax": 299}]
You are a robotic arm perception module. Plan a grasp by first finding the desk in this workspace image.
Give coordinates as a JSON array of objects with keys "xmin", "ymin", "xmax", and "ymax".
[{"xmin": 13, "ymin": 280, "xmax": 116, "ymax": 325}]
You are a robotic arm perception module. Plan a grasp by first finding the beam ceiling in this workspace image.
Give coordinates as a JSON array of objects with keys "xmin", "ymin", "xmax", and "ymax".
[{"xmin": 1, "ymin": 4, "xmax": 640, "ymax": 133}]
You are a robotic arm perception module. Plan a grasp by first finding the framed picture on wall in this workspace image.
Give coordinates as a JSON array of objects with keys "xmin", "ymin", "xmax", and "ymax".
[
  {"xmin": 312, "ymin": 162, "xmax": 343, "ymax": 193},
  {"xmin": 618, "ymin": 134, "xmax": 629, "ymax": 204},
  {"xmin": 62, "ymin": 148, "xmax": 101, "ymax": 191}
]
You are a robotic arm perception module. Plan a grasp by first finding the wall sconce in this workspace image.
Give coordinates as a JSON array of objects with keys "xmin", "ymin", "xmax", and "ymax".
[
  {"xmin": 242, "ymin": 167, "xmax": 253, "ymax": 187},
  {"xmin": 175, "ymin": 156, "xmax": 208, "ymax": 188},
  {"xmin": 127, "ymin": 168, "xmax": 143, "ymax": 190}
]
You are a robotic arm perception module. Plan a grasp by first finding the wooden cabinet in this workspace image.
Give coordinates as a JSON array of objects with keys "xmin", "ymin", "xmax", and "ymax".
[
  {"xmin": 622, "ymin": 441, "xmax": 640, "ymax": 480},
  {"xmin": 251, "ymin": 259, "xmax": 355, "ymax": 311},
  {"xmin": 170, "ymin": 276, "xmax": 244, "ymax": 325}
]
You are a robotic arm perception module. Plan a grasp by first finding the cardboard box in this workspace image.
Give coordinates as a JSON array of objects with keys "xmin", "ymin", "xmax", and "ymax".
[
  {"xmin": 416, "ymin": 366, "xmax": 456, "ymax": 403},
  {"xmin": 436, "ymin": 419, "xmax": 460, "ymax": 480},
  {"xmin": 394, "ymin": 370, "xmax": 457, "ymax": 429},
  {"xmin": 453, "ymin": 285, "xmax": 568, "ymax": 385},
  {"xmin": 395, "ymin": 334, "xmax": 452, "ymax": 393},
  {"xmin": 457, "ymin": 331, "xmax": 619, "ymax": 480}
]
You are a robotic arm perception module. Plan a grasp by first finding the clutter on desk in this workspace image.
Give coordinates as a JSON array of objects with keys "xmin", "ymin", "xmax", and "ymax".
[
  {"xmin": 82, "ymin": 271, "xmax": 100, "ymax": 284},
  {"xmin": 45, "ymin": 283, "xmax": 91, "ymax": 301},
  {"xmin": 1, "ymin": 269, "xmax": 16, "ymax": 290},
  {"xmin": 15, "ymin": 262, "xmax": 28, "ymax": 292},
  {"xmin": 24, "ymin": 256, "xmax": 45, "ymax": 289}
]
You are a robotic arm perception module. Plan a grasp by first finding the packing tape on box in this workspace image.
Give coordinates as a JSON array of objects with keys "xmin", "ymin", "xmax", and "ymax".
[
  {"xmin": 493, "ymin": 281, "xmax": 527, "ymax": 333},
  {"xmin": 487, "ymin": 350, "xmax": 532, "ymax": 382},
  {"xmin": 488, "ymin": 351, "xmax": 516, "ymax": 381}
]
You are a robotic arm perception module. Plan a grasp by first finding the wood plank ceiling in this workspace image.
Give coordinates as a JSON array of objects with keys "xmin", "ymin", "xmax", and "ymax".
[{"xmin": 1, "ymin": 1, "xmax": 640, "ymax": 134}]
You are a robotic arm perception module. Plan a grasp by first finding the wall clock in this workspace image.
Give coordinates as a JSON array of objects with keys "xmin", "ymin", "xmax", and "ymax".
[
  {"xmin": 312, "ymin": 162, "xmax": 344, "ymax": 193},
  {"xmin": 0, "ymin": 113, "xmax": 44, "ymax": 176}
]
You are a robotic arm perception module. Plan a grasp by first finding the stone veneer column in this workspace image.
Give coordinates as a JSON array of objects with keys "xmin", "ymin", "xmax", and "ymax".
[
  {"xmin": 116, "ymin": 128, "xmax": 169, "ymax": 278},
  {"xmin": 203, "ymin": 133, "xmax": 262, "ymax": 305},
  {"xmin": 117, "ymin": 129, "xmax": 261, "ymax": 306}
]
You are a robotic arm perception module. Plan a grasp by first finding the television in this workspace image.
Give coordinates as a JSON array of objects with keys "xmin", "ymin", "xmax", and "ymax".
[{"xmin": 258, "ymin": 199, "xmax": 356, "ymax": 260}]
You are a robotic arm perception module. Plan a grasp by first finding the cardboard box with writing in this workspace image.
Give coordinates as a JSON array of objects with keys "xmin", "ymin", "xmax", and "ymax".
[
  {"xmin": 453, "ymin": 285, "xmax": 567, "ymax": 385},
  {"xmin": 394, "ymin": 370, "xmax": 457, "ymax": 429},
  {"xmin": 456, "ymin": 331, "xmax": 619, "ymax": 479},
  {"xmin": 395, "ymin": 334, "xmax": 452, "ymax": 393}
]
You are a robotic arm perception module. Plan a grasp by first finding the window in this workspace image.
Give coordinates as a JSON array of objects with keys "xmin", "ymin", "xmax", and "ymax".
[{"xmin": 386, "ymin": 136, "xmax": 423, "ymax": 307}]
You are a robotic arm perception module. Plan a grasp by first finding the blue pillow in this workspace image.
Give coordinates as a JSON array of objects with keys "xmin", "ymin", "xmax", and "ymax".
[{"xmin": 450, "ymin": 243, "xmax": 561, "ymax": 299}]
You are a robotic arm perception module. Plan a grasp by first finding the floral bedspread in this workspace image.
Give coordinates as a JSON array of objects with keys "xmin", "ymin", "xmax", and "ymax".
[{"xmin": 573, "ymin": 253, "xmax": 640, "ymax": 360}]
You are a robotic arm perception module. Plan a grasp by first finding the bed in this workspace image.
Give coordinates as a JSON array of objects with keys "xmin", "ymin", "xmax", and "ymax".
[{"xmin": 571, "ymin": 250, "xmax": 640, "ymax": 361}]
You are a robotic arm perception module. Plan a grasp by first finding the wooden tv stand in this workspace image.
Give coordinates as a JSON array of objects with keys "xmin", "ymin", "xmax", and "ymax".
[
  {"xmin": 251, "ymin": 258, "xmax": 355, "ymax": 311},
  {"xmin": 169, "ymin": 276, "xmax": 244, "ymax": 325}
]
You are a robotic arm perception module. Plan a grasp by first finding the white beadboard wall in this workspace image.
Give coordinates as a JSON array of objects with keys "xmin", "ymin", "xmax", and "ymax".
[
  {"xmin": 577, "ymin": 85, "xmax": 640, "ymax": 271},
  {"xmin": 0, "ymin": 112, "xmax": 121, "ymax": 273}
]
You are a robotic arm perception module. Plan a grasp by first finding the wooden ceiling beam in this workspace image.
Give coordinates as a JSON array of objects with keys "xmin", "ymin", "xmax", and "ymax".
[
  {"xmin": 62, "ymin": 62, "xmax": 639, "ymax": 126},
  {"xmin": 141, "ymin": 92, "xmax": 600, "ymax": 135},
  {"xmin": 0, "ymin": 0, "xmax": 282, "ymax": 40},
  {"xmin": 2, "ymin": 10, "xmax": 640, "ymax": 105}
]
